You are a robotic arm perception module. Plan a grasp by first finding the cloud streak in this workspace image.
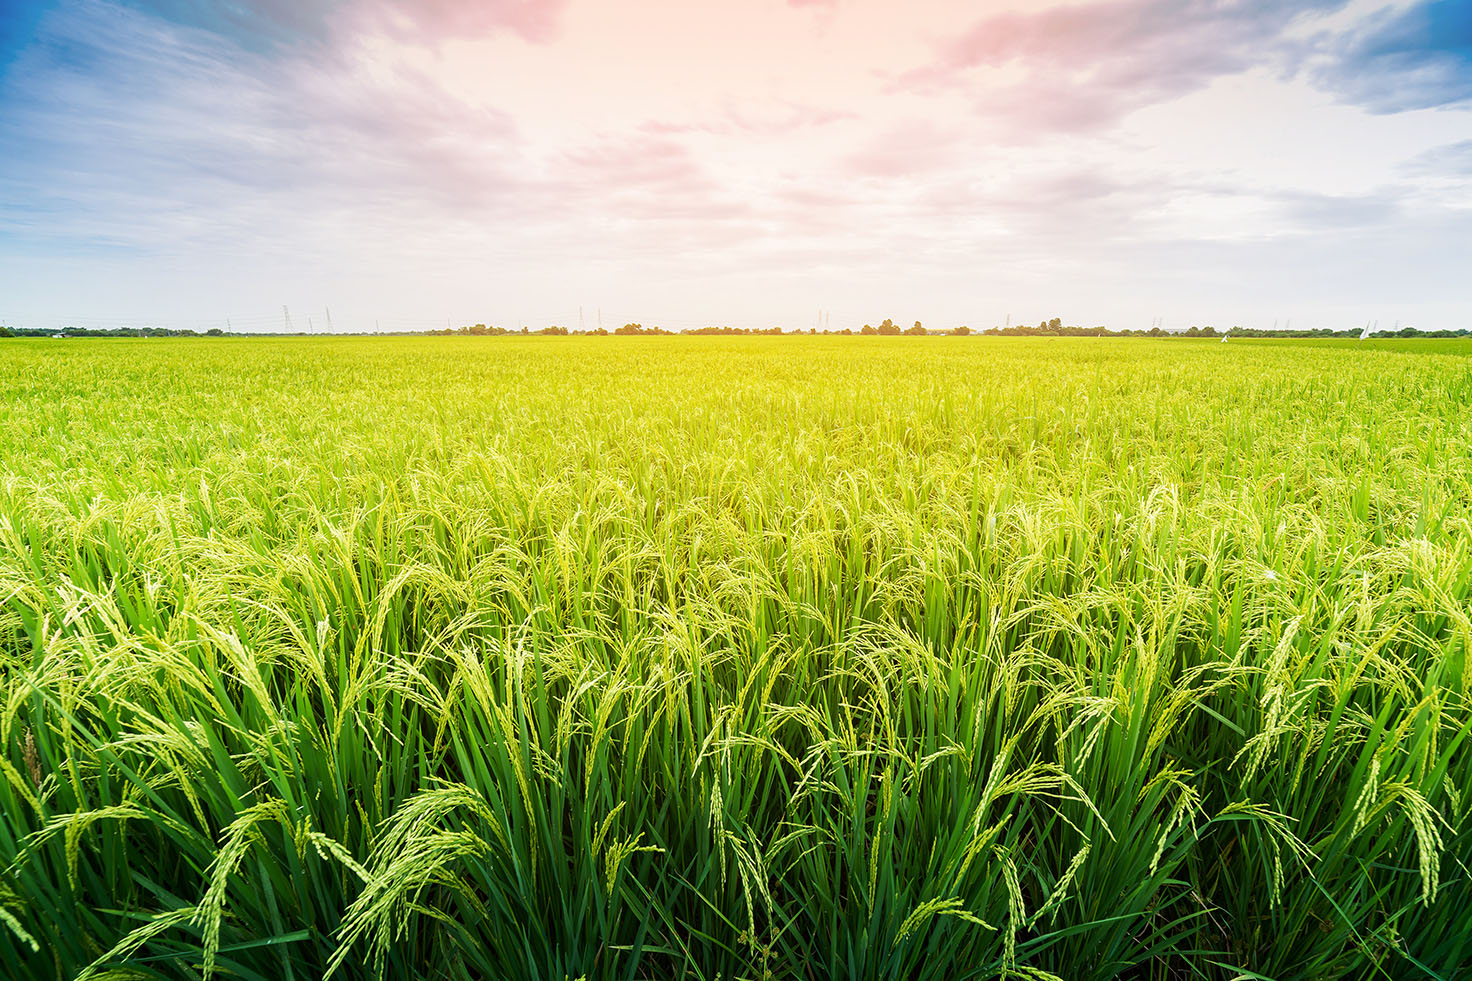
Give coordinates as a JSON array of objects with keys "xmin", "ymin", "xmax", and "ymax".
[
  {"xmin": 0, "ymin": 0, "xmax": 1468, "ymax": 331},
  {"xmin": 1318, "ymin": 0, "xmax": 1472, "ymax": 111},
  {"xmin": 899, "ymin": 0, "xmax": 1353, "ymax": 128},
  {"xmin": 123, "ymin": 0, "xmax": 570, "ymax": 50}
]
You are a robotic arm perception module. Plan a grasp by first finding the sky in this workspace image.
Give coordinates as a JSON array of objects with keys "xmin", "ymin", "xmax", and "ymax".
[{"xmin": 0, "ymin": 0, "xmax": 1469, "ymax": 333}]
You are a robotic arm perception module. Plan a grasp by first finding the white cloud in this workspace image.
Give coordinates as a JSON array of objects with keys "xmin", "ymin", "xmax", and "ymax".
[{"xmin": 0, "ymin": 0, "xmax": 1468, "ymax": 332}]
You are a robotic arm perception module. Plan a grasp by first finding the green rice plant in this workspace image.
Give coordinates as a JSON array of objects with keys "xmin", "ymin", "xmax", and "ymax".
[{"xmin": 2, "ymin": 335, "xmax": 1470, "ymax": 979}]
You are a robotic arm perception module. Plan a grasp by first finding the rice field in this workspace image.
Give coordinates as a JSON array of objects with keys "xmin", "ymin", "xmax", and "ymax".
[{"xmin": 2, "ymin": 335, "xmax": 1471, "ymax": 980}]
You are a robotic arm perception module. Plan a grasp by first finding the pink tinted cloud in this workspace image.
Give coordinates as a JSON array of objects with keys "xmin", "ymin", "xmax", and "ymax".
[
  {"xmin": 725, "ymin": 103, "xmax": 853, "ymax": 134},
  {"xmin": 898, "ymin": 0, "xmax": 1351, "ymax": 129},
  {"xmin": 839, "ymin": 121, "xmax": 961, "ymax": 179},
  {"xmin": 637, "ymin": 103, "xmax": 852, "ymax": 138},
  {"xmin": 355, "ymin": 0, "xmax": 570, "ymax": 44},
  {"xmin": 562, "ymin": 134, "xmax": 710, "ymax": 189}
]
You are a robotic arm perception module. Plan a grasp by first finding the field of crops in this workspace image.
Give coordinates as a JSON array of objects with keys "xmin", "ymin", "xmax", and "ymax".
[{"xmin": 2, "ymin": 335, "xmax": 1471, "ymax": 980}]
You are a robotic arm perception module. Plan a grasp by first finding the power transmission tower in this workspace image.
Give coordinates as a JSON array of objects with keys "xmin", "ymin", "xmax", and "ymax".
[
  {"xmin": 283, "ymin": 306, "xmax": 293, "ymax": 333},
  {"xmin": 325, "ymin": 307, "xmax": 333, "ymax": 332}
]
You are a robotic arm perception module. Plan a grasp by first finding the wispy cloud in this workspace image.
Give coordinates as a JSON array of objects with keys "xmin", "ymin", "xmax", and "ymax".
[
  {"xmin": 898, "ymin": 1, "xmax": 1352, "ymax": 125},
  {"xmin": 895, "ymin": 0, "xmax": 1472, "ymax": 127},
  {"xmin": 1403, "ymin": 138, "xmax": 1472, "ymax": 175},
  {"xmin": 1316, "ymin": 0, "xmax": 1472, "ymax": 111},
  {"xmin": 122, "ymin": 0, "xmax": 570, "ymax": 50},
  {"xmin": 0, "ymin": 1, "xmax": 539, "ymax": 251},
  {"xmin": 0, "ymin": 0, "xmax": 1468, "ymax": 330}
]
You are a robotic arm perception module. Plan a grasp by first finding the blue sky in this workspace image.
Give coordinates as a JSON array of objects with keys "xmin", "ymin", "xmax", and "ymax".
[{"xmin": 0, "ymin": 0, "xmax": 1469, "ymax": 332}]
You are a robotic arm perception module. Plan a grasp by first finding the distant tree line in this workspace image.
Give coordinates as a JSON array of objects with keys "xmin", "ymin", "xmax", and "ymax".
[
  {"xmin": 0, "ymin": 325, "xmax": 214, "ymax": 337},
  {"xmin": 1211, "ymin": 326, "xmax": 1471, "ymax": 339},
  {"xmin": 5, "ymin": 319, "xmax": 1469, "ymax": 340},
  {"xmin": 985, "ymin": 318, "xmax": 1472, "ymax": 339},
  {"xmin": 428, "ymin": 323, "xmax": 577, "ymax": 336},
  {"xmin": 684, "ymin": 325, "xmax": 786, "ymax": 335},
  {"xmin": 426, "ymin": 318, "xmax": 1472, "ymax": 339}
]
